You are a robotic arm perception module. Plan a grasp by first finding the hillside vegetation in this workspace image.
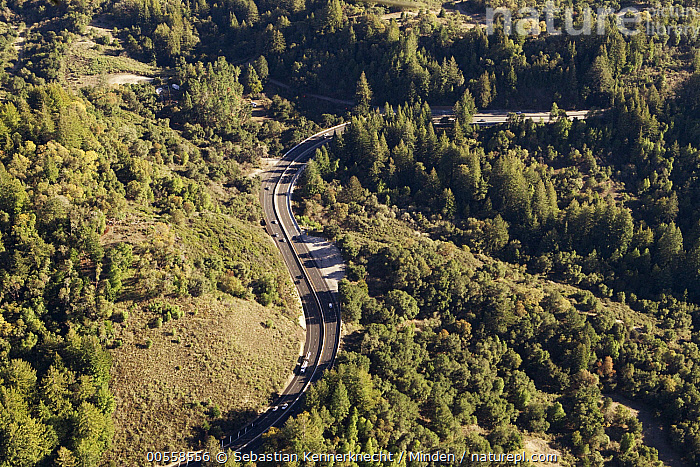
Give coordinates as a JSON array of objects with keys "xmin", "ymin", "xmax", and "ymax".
[
  {"xmin": 277, "ymin": 93, "xmax": 700, "ymax": 465},
  {"xmin": 1, "ymin": 0, "xmax": 700, "ymax": 465},
  {"xmin": 106, "ymin": 294, "xmax": 302, "ymax": 466},
  {"xmin": 0, "ymin": 58, "xmax": 306, "ymax": 467}
]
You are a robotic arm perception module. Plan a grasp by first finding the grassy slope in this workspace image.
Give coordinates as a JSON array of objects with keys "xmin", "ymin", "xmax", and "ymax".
[
  {"xmin": 73, "ymin": 64, "xmax": 303, "ymax": 462},
  {"xmin": 63, "ymin": 21, "xmax": 157, "ymax": 88},
  {"xmin": 99, "ymin": 204, "xmax": 304, "ymax": 464},
  {"xmin": 105, "ymin": 294, "xmax": 302, "ymax": 466}
]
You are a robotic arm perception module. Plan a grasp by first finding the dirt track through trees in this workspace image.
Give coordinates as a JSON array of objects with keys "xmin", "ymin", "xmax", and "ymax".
[{"xmin": 610, "ymin": 394, "xmax": 688, "ymax": 467}]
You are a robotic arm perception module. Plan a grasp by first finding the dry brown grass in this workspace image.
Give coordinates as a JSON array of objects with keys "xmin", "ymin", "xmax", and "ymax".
[
  {"xmin": 62, "ymin": 20, "xmax": 158, "ymax": 88},
  {"xmin": 523, "ymin": 435, "xmax": 565, "ymax": 466},
  {"xmin": 104, "ymin": 294, "xmax": 303, "ymax": 466}
]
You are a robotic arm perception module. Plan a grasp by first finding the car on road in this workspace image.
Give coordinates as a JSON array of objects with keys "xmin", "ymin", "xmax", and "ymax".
[
  {"xmin": 281, "ymin": 403, "xmax": 289, "ymax": 410},
  {"xmin": 273, "ymin": 233, "xmax": 279, "ymax": 237},
  {"xmin": 272, "ymin": 406, "xmax": 279, "ymax": 411},
  {"xmin": 478, "ymin": 119, "xmax": 486, "ymax": 122},
  {"xmin": 328, "ymin": 303, "xmax": 333, "ymax": 309},
  {"xmin": 271, "ymin": 220, "xmax": 278, "ymax": 224},
  {"xmin": 264, "ymin": 186, "xmax": 270, "ymax": 190},
  {"xmin": 280, "ymin": 238, "xmax": 286, "ymax": 242}
]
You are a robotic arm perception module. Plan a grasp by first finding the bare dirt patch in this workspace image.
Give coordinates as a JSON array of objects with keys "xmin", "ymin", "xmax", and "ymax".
[
  {"xmin": 300, "ymin": 235, "xmax": 346, "ymax": 293},
  {"xmin": 250, "ymin": 156, "xmax": 279, "ymax": 179},
  {"xmin": 63, "ymin": 17, "xmax": 158, "ymax": 87},
  {"xmin": 107, "ymin": 73, "xmax": 155, "ymax": 85},
  {"xmin": 101, "ymin": 217, "xmax": 156, "ymax": 248}
]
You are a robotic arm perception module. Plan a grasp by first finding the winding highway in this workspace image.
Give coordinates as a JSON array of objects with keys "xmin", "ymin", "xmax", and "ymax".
[
  {"xmin": 223, "ymin": 109, "xmax": 591, "ymax": 450},
  {"xmin": 166, "ymin": 110, "xmax": 591, "ymax": 465},
  {"xmin": 218, "ymin": 110, "xmax": 590, "ymax": 451},
  {"xmin": 222, "ymin": 125, "xmax": 346, "ymax": 453},
  {"xmin": 165, "ymin": 126, "xmax": 345, "ymax": 467}
]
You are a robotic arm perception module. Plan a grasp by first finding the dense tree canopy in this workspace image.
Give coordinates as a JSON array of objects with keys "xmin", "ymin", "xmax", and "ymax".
[{"xmin": 3, "ymin": 0, "xmax": 700, "ymax": 465}]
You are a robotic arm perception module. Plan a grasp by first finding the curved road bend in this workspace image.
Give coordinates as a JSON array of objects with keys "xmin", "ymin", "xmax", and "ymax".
[
  {"xmin": 166, "ymin": 111, "xmax": 588, "ymax": 465},
  {"xmin": 221, "ymin": 109, "xmax": 590, "ymax": 450},
  {"xmin": 224, "ymin": 125, "xmax": 347, "ymax": 453},
  {"xmin": 165, "ymin": 126, "xmax": 346, "ymax": 467}
]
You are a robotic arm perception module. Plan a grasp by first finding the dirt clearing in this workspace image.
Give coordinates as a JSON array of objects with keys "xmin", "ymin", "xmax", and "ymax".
[{"xmin": 107, "ymin": 73, "xmax": 154, "ymax": 85}]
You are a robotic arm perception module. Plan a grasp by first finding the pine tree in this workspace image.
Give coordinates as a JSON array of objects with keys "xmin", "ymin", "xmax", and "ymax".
[
  {"xmin": 609, "ymin": 33, "xmax": 627, "ymax": 77},
  {"xmin": 532, "ymin": 178, "xmax": 550, "ymax": 223},
  {"xmin": 56, "ymin": 447, "xmax": 77, "ymax": 467},
  {"xmin": 586, "ymin": 49, "xmax": 614, "ymax": 105},
  {"xmin": 321, "ymin": 0, "xmax": 343, "ymax": 33},
  {"xmin": 245, "ymin": 0, "xmax": 259, "ymax": 23},
  {"xmin": 281, "ymin": 410, "xmax": 326, "ymax": 453},
  {"xmin": 242, "ymin": 64, "xmax": 262, "ymax": 95},
  {"xmin": 264, "ymin": 25, "xmax": 286, "ymax": 54},
  {"xmin": 386, "ymin": 19, "xmax": 400, "ymax": 42},
  {"xmin": 300, "ymin": 160, "xmax": 324, "ymax": 197},
  {"xmin": 656, "ymin": 222, "xmax": 684, "ymax": 267},
  {"xmin": 474, "ymin": 71, "xmax": 493, "ymax": 108},
  {"xmin": 550, "ymin": 101, "xmax": 562, "ymax": 121},
  {"xmin": 454, "ymin": 89, "xmax": 476, "ymax": 125},
  {"xmin": 228, "ymin": 11, "xmax": 238, "ymax": 28},
  {"xmin": 346, "ymin": 408, "xmax": 359, "ymax": 447},
  {"xmin": 343, "ymin": 176, "xmax": 365, "ymax": 203},
  {"xmin": 330, "ymin": 380, "xmax": 351, "ymax": 421},
  {"xmin": 490, "ymin": 156, "xmax": 532, "ymax": 225},
  {"xmin": 441, "ymin": 188, "xmax": 456, "ymax": 218},
  {"xmin": 354, "ymin": 72, "xmax": 373, "ymax": 115},
  {"xmin": 253, "ymin": 55, "xmax": 269, "ymax": 82},
  {"xmin": 566, "ymin": 61, "xmax": 579, "ymax": 105}
]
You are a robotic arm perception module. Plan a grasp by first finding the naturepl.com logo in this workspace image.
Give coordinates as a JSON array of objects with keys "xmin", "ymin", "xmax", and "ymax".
[{"xmin": 485, "ymin": 1, "xmax": 700, "ymax": 37}]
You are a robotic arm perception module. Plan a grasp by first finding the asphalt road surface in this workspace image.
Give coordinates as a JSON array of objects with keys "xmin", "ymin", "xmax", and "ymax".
[
  {"xmin": 164, "ymin": 111, "xmax": 592, "ymax": 466},
  {"xmin": 435, "ymin": 109, "xmax": 591, "ymax": 125},
  {"xmin": 221, "ymin": 125, "xmax": 346, "ymax": 452}
]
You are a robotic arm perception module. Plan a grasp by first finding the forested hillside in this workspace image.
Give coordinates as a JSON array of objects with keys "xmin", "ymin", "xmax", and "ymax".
[
  {"xmin": 0, "ymin": 0, "xmax": 321, "ymax": 461},
  {"xmin": 281, "ymin": 82, "xmax": 700, "ymax": 463},
  {"xmin": 272, "ymin": 4, "xmax": 700, "ymax": 458},
  {"xmin": 98, "ymin": 0, "xmax": 699, "ymax": 110},
  {"xmin": 1, "ymin": 0, "xmax": 700, "ymax": 465},
  {"xmin": 0, "ymin": 77, "xmax": 316, "ymax": 465}
]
